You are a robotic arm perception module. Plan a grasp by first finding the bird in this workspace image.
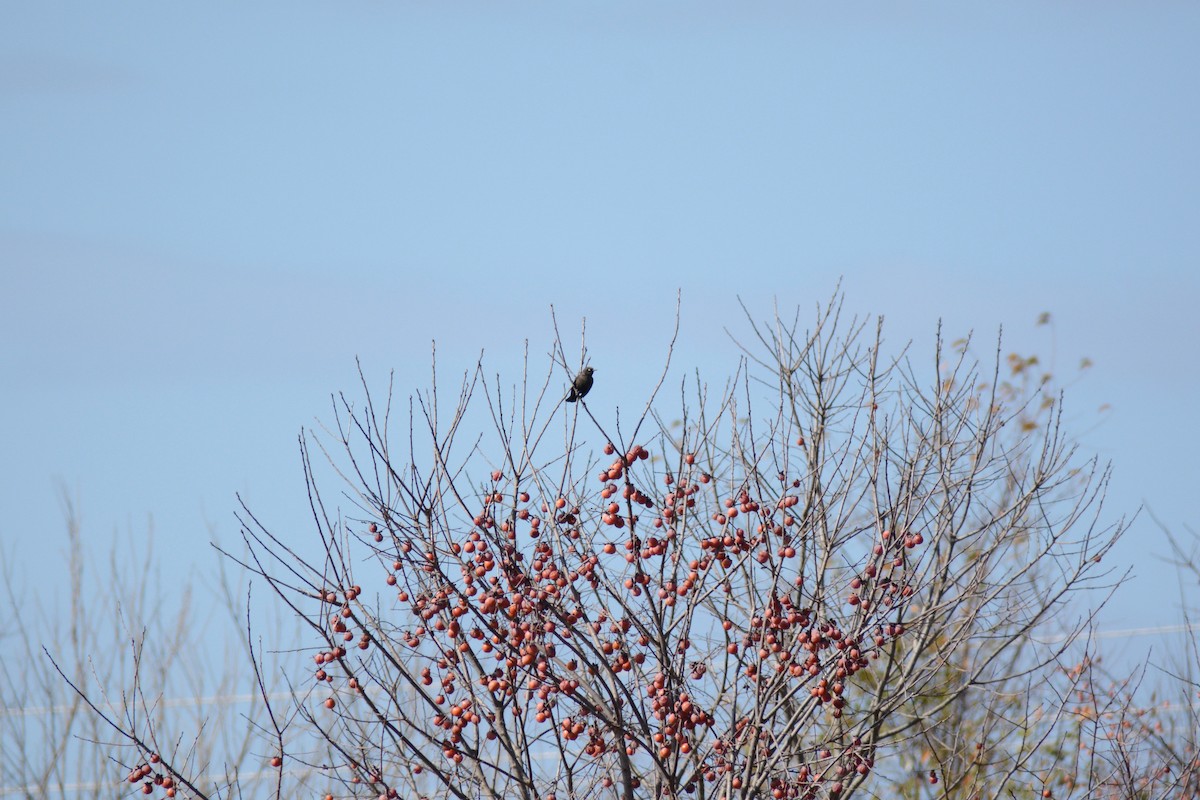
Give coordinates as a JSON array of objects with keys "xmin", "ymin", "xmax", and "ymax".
[{"xmin": 566, "ymin": 366, "xmax": 595, "ymax": 402}]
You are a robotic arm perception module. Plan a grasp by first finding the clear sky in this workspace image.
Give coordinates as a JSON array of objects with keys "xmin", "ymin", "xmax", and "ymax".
[{"xmin": 3, "ymin": 4, "xmax": 1198, "ymax": 662}]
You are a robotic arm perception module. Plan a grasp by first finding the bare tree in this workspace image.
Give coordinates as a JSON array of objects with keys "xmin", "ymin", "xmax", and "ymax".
[{"xmin": 6, "ymin": 494, "xmax": 280, "ymax": 799}]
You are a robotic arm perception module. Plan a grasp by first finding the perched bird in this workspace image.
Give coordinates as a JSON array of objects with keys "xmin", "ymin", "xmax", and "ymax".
[{"xmin": 566, "ymin": 366, "xmax": 595, "ymax": 402}]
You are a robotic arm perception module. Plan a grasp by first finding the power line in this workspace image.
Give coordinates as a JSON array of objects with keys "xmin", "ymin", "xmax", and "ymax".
[
  {"xmin": 1, "ymin": 691, "xmax": 297, "ymax": 720},
  {"xmin": 1039, "ymin": 620, "xmax": 1200, "ymax": 644},
  {"xmin": 8, "ymin": 624, "xmax": 1199, "ymax": 721},
  {"xmin": 0, "ymin": 767, "xmax": 303, "ymax": 798}
]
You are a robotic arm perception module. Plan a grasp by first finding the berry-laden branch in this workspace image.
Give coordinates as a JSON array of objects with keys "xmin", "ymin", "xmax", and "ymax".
[{"xmin": 56, "ymin": 295, "xmax": 1155, "ymax": 800}]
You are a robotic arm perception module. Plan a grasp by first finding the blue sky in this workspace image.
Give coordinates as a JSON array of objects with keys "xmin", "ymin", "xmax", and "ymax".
[{"xmin": 3, "ymin": 4, "xmax": 1198, "ymax": 656}]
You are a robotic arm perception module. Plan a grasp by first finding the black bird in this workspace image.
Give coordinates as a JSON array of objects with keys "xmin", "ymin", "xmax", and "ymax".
[{"xmin": 566, "ymin": 367, "xmax": 595, "ymax": 402}]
